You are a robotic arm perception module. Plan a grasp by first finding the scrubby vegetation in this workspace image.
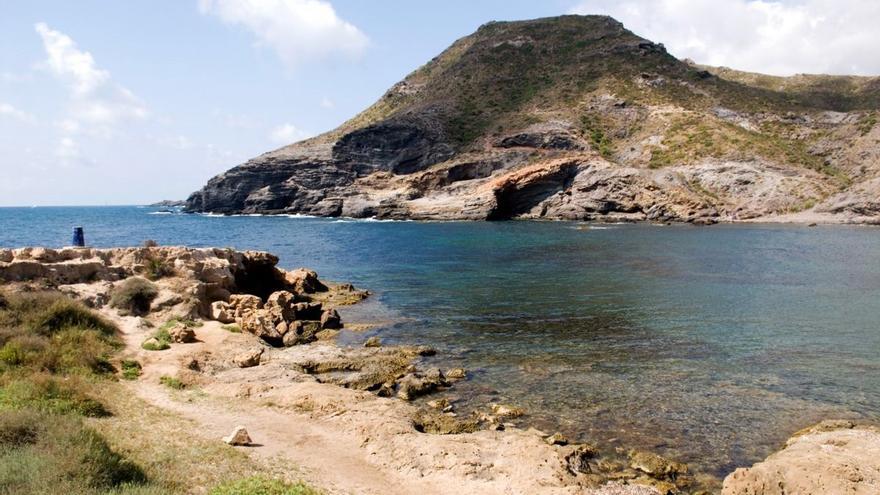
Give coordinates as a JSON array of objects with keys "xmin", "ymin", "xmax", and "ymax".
[
  {"xmin": 0, "ymin": 289, "xmax": 325, "ymax": 494},
  {"xmin": 0, "ymin": 291, "xmax": 157, "ymax": 494},
  {"xmin": 110, "ymin": 278, "xmax": 158, "ymax": 316},
  {"xmin": 221, "ymin": 324, "xmax": 241, "ymax": 333},
  {"xmin": 141, "ymin": 328, "xmax": 171, "ymax": 351},
  {"xmin": 208, "ymin": 476, "xmax": 322, "ymax": 495},
  {"xmin": 158, "ymin": 375, "xmax": 184, "ymax": 390},
  {"xmin": 120, "ymin": 359, "xmax": 142, "ymax": 380}
]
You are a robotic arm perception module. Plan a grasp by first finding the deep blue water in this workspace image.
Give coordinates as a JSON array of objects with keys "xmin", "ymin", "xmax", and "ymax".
[{"xmin": 2, "ymin": 206, "xmax": 879, "ymax": 477}]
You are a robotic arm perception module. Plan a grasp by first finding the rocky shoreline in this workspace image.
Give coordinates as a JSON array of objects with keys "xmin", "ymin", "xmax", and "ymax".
[{"xmin": 1, "ymin": 246, "xmax": 878, "ymax": 494}]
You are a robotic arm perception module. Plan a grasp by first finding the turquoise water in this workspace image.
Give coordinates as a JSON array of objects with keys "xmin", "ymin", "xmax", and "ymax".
[{"xmin": 2, "ymin": 206, "xmax": 879, "ymax": 478}]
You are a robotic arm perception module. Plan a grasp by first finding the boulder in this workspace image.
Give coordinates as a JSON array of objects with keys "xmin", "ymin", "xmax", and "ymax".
[
  {"xmin": 364, "ymin": 336, "xmax": 381, "ymax": 348},
  {"xmin": 210, "ymin": 301, "xmax": 235, "ymax": 323},
  {"xmin": 564, "ymin": 444, "xmax": 598, "ymax": 474},
  {"xmin": 284, "ymin": 268, "xmax": 327, "ymax": 294},
  {"xmin": 490, "ymin": 403, "xmax": 524, "ymax": 419},
  {"xmin": 281, "ymin": 320, "xmax": 320, "ymax": 347},
  {"xmin": 320, "ymin": 308, "xmax": 342, "ymax": 329},
  {"xmin": 629, "ymin": 451, "xmax": 688, "ymax": 481},
  {"xmin": 292, "ymin": 302, "xmax": 323, "ymax": 321},
  {"xmin": 445, "ymin": 367, "xmax": 467, "ymax": 380},
  {"xmin": 240, "ymin": 311, "xmax": 281, "ymax": 342},
  {"xmin": 222, "ymin": 426, "xmax": 252, "ymax": 446},
  {"xmin": 397, "ymin": 369, "xmax": 448, "ymax": 401},
  {"xmin": 167, "ymin": 323, "xmax": 196, "ymax": 343},
  {"xmin": 229, "ymin": 294, "xmax": 262, "ymax": 317},
  {"xmin": 233, "ymin": 348, "xmax": 263, "ymax": 368},
  {"xmin": 545, "ymin": 432, "xmax": 569, "ymax": 446},
  {"xmin": 265, "ymin": 290, "xmax": 296, "ymax": 320}
]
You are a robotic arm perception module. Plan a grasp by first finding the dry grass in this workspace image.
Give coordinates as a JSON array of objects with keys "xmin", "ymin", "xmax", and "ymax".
[{"xmin": 90, "ymin": 384, "xmax": 297, "ymax": 494}]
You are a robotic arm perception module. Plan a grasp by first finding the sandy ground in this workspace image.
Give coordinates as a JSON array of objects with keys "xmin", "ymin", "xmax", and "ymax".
[{"xmin": 110, "ymin": 312, "xmax": 659, "ymax": 495}]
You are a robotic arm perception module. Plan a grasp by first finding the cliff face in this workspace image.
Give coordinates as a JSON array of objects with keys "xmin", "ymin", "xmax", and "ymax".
[{"xmin": 186, "ymin": 15, "xmax": 880, "ymax": 223}]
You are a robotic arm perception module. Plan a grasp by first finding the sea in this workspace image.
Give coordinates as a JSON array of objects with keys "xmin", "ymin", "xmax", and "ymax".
[{"xmin": 2, "ymin": 205, "xmax": 879, "ymax": 479}]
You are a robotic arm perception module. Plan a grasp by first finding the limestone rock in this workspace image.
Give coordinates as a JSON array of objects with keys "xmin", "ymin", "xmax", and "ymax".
[
  {"xmin": 240, "ymin": 311, "xmax": 281, "ymax": 342},
  {"xmin": 210, "ymin": 301, "xmax": 235, "ymax": 323},
  {"xmin": 722, "ymin": 422, "xmax": 880, "ymax": 495},
  {"xmin": 564, "ymin": 444, "xmax": 598, "ymax": 474},
  {"xmin": 284, "ymin": 268, "xmax": 327, "ymax": 294},
  {"xmin": 233, "ymin": 348, "xmax": 263, "ymax": 368},
  {"xmin": 397, "ymin": 369, "xmax": 448, "ymax": 401},
  {"xmin": 167, "ymin": 323, "xmax": 196, "ymax": 343},
  {"xmin": 445, "ymin": 367, "xmax": 467, "ymax": 380},
  {"xmin": 629, "ymin": 451, "xmax": 687, "ymax": 481},
  {"xmin": 320, "ymin": 308, "xmax": 342, "ymax": 329},
  {"xmin": 364, "ymin": 336, "xmax": 381, "ymax": 348},
  {"xmin": 545, "ymin": 432, "xmax": 569, "ymax": 446},
  {"xmin": 291, "ymin": 302, "xmax": 323, "ymax": 321},
  {"xmin": 229, "ymin": 294, "xmax": 262, "ymax": 316},
  {"xmin": 490, "ymin": 403, "xmax": 524, "ymax": 419},
  {"xmin": 222, "ymin": 426, "xmax": 252, "ymax": 446}
]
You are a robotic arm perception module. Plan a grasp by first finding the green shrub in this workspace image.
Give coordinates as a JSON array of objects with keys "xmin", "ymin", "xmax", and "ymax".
[
  {"xmin": 209, "ymin": 476, "xmax": 322, "ymax": 495},
  {"xmin": 0, "ymin": 409, "xmax": 41, "ymax": 446},
  {"xmin": 31, "ymin": 298, "xmax": 117, "ymax": 337},
  {"xmin": 141, "ymin": 328, "xmax": 171, "ymax": 351},
  {"xmin": 0, "ymin": 374, "xmax": 109, "ymax": 417},
  {"xmin": 145, "ymin": 258, "xmax": 172, "ymax": 281},
  {"xmin": 0, "ymin": 408, "xmax": 149, "ymax": 493},
  {"xmin": 159, "ymin": 318, "xmax": 202, "ymax": 332},
  {"xmin": 159, "ymin": 376, "xmax": 184, "ymax": 390},
  {"xmin": 221, "ymin": 324, "xmax": 241, "ymax": 333},
  {"xmin": 110, "ymin": 278, "xmax": 158, "ymax": 316},
  {"xmin": 120, "ymin": 360, "xmax": 142, "ymax": 380}
]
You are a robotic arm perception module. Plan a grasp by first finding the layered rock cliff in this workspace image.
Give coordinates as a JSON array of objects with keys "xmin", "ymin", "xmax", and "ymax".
[{"xmin": 186, "ymin": 15, "xmax": 880, "ymax": 223}]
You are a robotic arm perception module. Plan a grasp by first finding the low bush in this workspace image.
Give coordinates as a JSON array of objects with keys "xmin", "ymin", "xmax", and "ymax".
[
  {"xmin": 145, "ymin": 258, "xmax": 172, "ymax": 281},
  {"xmin": 120, "ymin": 359, "xmax": 142, "ymax": 380},
  {"xmin": 110, "ymin": 278, "xmax": 158, "ymax": 316},
  {"xmin": 0, "ymin": 374, "xmax": 109, "ymax": 417},
  {"xmin": 0, "ymin": 408, "xmax": 149, "ymax": 494},
  {"xmin": 221, "ymin": 324, "xmax": 241, "ymax": 333},
  {"xmin": 159, "ymin": 376, "xmax": 184, "ymax": 390},
  {"xmin": 209, "ymin": 476, "xmax": 322, "ymax": 495},
  {"xmin": 141, "ymin": 328, "xmax": 171, "ymax": 351}
]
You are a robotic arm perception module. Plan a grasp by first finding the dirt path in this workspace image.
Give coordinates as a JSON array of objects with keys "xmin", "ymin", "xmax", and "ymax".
[{"xmin": 111, "ymin": 312, "xmax": 657, "ymax": 495}]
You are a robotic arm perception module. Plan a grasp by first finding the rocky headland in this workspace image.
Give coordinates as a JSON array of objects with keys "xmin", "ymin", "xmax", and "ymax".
[
  {"xmin": 1, "ymin": 246, "xmax": 878, "ymax": 494},
  {"xmin": 185, "ymin": 15, "xmax": 880, "ymax": 225}
]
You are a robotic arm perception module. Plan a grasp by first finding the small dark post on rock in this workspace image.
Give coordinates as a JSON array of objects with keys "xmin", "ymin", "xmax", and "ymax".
[{"xmin": 72, "ymin": 226, "xmax": 85, "ymax": 247}]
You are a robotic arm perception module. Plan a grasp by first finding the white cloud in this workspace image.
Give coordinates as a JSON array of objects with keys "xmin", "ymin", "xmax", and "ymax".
[
  {"xmin": 569, "ymin": 0, "xmax": 880, "ymax": 76},
  {"xmin": 269, "ymin": 123, "xmax": 311, "ymax": 144},
  {"xmin": 35, "ymin": 22, "xmax": 147, "ymax": 134},
  {"xmin": 199, "ymin": 0, "xmax": 368, "ymax": 69},
  {"xmin": 157, "ymin": 135, "xmax": 195, "ymax": 150},
  {"xmin": 320, "ymin": 97, "xmax": 335, "ymax": 109},
  {"xmin": 55, "ymin": 136, "xmax": 81, "ymax": 165},
  {"xmin": 0, "ymin": 102, "xmax": 36, "ymax": 124}
]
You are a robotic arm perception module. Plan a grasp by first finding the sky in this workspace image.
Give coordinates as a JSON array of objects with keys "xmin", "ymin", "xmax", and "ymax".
[{"xmin": 1, "ymin": 0, "xmax": 878, "ymax": 206}]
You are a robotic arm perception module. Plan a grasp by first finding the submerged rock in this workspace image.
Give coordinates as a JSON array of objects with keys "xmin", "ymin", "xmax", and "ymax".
[
  {"xmin": 545, "ymin": 432, "xmax": 569, "ymax": 446},
  {"xmin": 397, "ymin": 369, "xmax": 448, "ymax": 401}
]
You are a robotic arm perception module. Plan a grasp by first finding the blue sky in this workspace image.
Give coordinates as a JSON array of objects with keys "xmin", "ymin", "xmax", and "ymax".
[{"xmin": 1, "ymin": 0, "xmax": 877, "ymax": 206}]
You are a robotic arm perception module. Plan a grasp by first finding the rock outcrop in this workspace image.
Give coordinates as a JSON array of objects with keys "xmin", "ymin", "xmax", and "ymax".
[
  {"xmin": 722, "ymin": 420, "xmax": 880, "ymax": 495},
  {"xmin": 185, "ymin": 15, "xmax": 880, "ymax": 224},
  {"xmin": 0, "ymin": 246, "xmax": 366, "ymax": 347}
]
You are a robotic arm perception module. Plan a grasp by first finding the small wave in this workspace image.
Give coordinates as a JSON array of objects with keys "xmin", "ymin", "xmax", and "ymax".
[{"xmin": 148, "ymin": 211, "xmax": 174, "ymax": 215}]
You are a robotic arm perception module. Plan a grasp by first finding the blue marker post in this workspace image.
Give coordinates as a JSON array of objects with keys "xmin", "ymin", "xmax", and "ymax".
[{"xmin": 72, "ymin": 227, "xmax": 85, "ymax": 247}]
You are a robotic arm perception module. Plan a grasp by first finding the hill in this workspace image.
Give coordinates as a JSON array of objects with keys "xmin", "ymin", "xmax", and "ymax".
[{"xmin": 185, "ymin": 15, "xmax": 880, "ymax": 223}]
